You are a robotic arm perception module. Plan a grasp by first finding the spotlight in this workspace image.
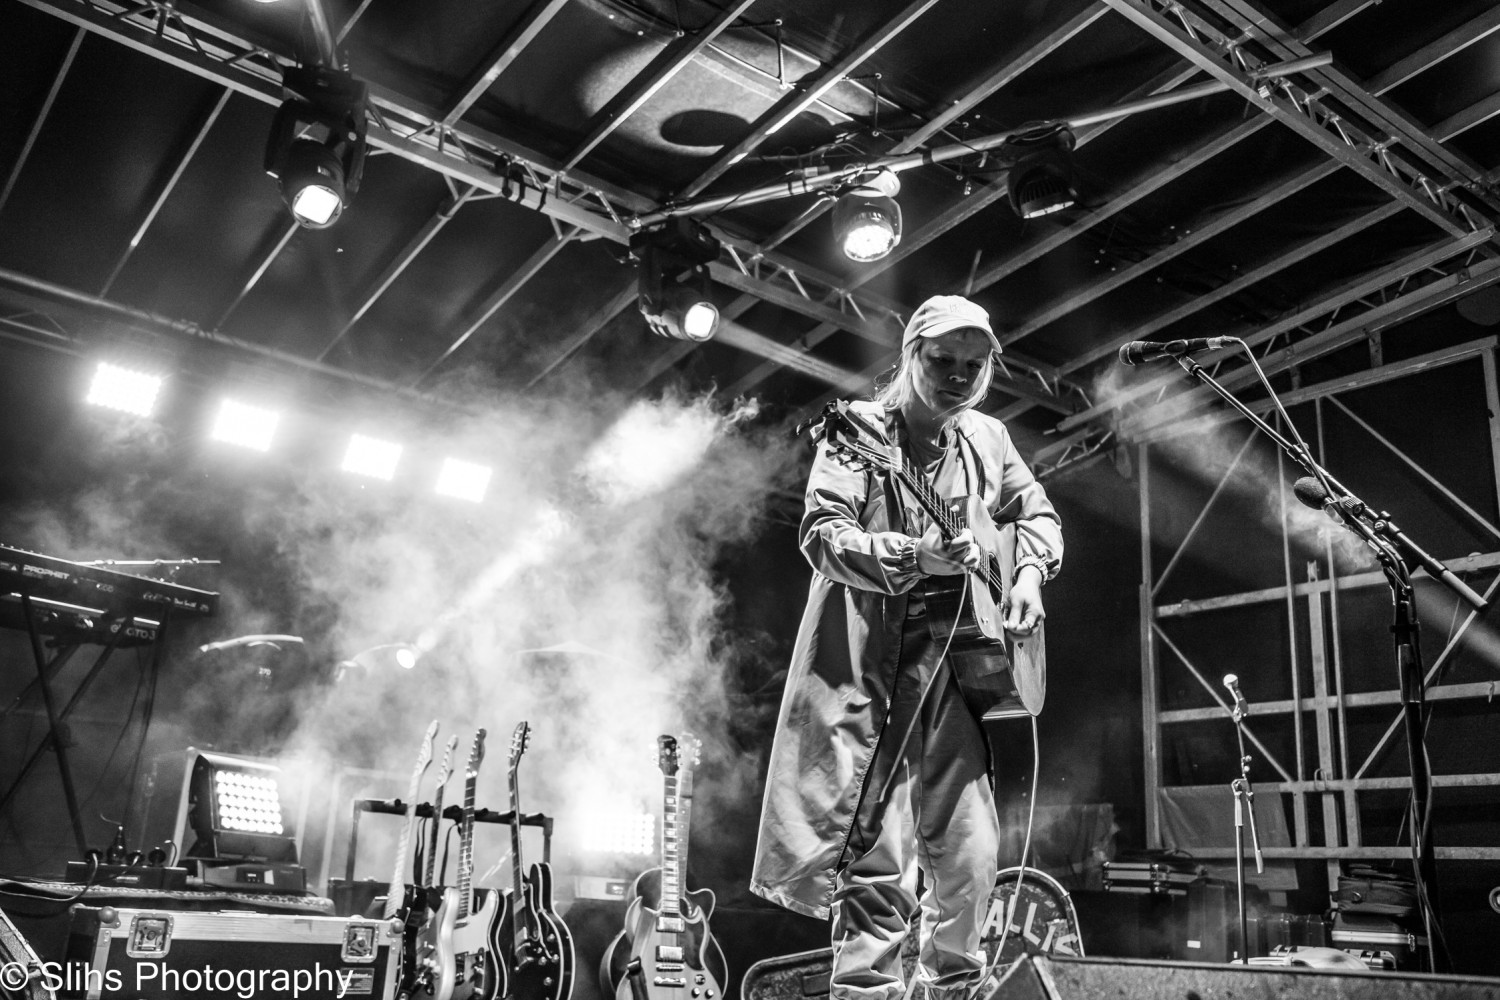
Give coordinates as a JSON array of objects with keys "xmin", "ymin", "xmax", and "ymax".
[
  {"xmin": 264, "ymin": 65, "xmax": 368, "ymax": 229},
  {"xmin": 633, "ymin": 219, "xmax": 721, "ymax": 341},
  {"xmin": 832, "ymin": 169, "xmax": 902, "ymax": 262},
  {"xmin": 435, "ymin": 457, "xmax": 492, "ymax": 503},
  {"xmin": 185, "ymin": 751, "xmax": 298, "ymax": 863},
  {"xmin": 1004, "ymin": 125, "xmax": 1078, "ymax": 219},
  {"xmin": 86, "ymin": 361, "xmax": 163, "ymax": 417},
  {"xmin": 212, "ymin": 399, "xmax": 280, "ymax": 452},
  {"xmin": 341, "ymin": 433, "xmax": 402, "ymax": 480}
]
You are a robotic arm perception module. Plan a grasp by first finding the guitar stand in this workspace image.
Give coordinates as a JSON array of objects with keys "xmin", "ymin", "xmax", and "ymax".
[{"xmin": 345, "ymin": 797, "xmax": 553, "ymax": 883}]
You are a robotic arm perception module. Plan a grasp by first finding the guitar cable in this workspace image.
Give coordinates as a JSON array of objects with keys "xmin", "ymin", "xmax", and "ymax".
[{"xmin": 973, "ymin": 713, "xmax": 1041, "ymax": 1000}]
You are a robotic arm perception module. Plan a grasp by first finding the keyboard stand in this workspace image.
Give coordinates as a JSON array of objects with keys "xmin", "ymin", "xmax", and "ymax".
[{"xmin": 0, "ymin": 593, "xmax": 169, "ymax": 856}]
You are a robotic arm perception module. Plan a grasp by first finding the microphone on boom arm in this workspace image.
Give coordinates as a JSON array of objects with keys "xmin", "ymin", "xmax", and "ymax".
[{"xmin": 1117, "ymin": 337, "xmax": 1235, "ymax": 366}]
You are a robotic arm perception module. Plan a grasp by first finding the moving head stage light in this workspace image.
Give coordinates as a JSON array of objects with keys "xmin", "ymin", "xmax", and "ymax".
[{"xmin": 264, "ymin": 65, "xmax": 369, "ymax": 229}]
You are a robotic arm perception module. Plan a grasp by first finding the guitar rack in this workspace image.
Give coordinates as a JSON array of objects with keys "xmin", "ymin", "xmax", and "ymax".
[{"xmin": 343, "ymin": 797, "xmax": 553, "ymax": 883}]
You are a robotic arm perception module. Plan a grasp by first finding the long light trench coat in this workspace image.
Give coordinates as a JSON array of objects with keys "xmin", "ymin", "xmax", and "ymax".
[{"xmin": 749, "ymin": 399, "xmax": 1063, "ymax": 920}]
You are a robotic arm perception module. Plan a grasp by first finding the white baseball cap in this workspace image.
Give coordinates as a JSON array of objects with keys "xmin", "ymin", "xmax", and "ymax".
[{"xmin": 901, "ymin": 295, "xmax": 1002, "ymax": 354}]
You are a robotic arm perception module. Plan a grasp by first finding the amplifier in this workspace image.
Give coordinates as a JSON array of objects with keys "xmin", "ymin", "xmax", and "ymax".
[
  {"xmin": 62, "ymin": 907, "xmax": 400, "ymax": 1000},
  {"xmin": 61, "ymin": 866, "xmax": 187, "ymax": 892},
  {"xmin": 184, "ymin": 859, "xmax": 307, "ymax": 894}
]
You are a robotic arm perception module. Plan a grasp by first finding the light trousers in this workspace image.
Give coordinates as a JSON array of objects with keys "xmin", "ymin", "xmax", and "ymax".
[{"xmin": 829, "ymin": 615, "xmax": 1000, "ymax": 1000}]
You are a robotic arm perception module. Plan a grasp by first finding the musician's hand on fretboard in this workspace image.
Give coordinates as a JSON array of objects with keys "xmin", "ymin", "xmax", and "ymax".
[{"xmin": 916, "ymin": 522, "xmax": 981, "ymax": 576}]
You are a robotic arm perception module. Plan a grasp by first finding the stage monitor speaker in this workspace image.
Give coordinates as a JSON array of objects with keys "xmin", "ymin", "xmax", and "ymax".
[{"xmin": 991, "ymin": 954, "xmax": 1500, "ymax": 1000}]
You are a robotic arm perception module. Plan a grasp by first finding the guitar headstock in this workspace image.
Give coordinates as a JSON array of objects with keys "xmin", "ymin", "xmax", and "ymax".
[
  {"xmin": 467, "ymin": 728, "xmax": 487, "ymax": 781},
  {"xmin": 657, "ymin": 734, "xmax": 680, "ymax": 776},
  {"xmin": 435, "ymin": 734, "xmax": 459, "ymax": 782},
  {"xmin": 415, "ymin": 720, "xmax": 439, "ymax": 774},
  {"xmin": 806, "ymin": 401, "xmax": 897, "ymax": 476},
  {"xmin": 508, "ymin": 721, "xmax": 530, "ymax": 776}
]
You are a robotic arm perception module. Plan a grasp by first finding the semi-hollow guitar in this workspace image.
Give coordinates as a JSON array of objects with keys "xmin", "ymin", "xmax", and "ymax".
[
  {"xmin": 498, "ymin": 721, "xmax": 575, "ymax": 1000},
  {"xmin": 809, "ymin": 400, "xmax": 1046, "ymax": 719},
  {"xmin": 600, "ymin": 735, "xmax": 728, "ymax": 1000}
]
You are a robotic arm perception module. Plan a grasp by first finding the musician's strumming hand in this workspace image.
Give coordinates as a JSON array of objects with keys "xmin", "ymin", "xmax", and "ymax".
[
  {"xmin": 1004, "ymin": 564, "xmax": 1046, "ymax": 635},
  {"xmin": 915, "ymin": 523, "xmax": 982, "ymax": 576}
]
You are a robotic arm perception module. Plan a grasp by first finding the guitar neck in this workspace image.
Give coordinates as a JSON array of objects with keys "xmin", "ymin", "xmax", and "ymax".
[
  {"xmin": 894, "ymin": 461, "xmax": 1005, "ymax": 593},
  {"xmin": 509, "ymin": 763, "xmax": 528, "ymax": 944},
  {"xmin": 458, "ymin": 773, "xmax": 476, "ymax": 921},
  {"xmin": 384, "ymin": 723, "xmax": 437, "ymax": 920},
  {"xmin": 660, "ymin": 771, "xmax": 683, "ymax": 917},
  {"xmin": 425, "ymin": 785, "xmax": 445, "ymax": 886}
]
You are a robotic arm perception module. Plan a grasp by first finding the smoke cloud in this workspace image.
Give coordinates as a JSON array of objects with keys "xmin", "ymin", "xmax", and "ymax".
[{"xmin": 0, "ymin": 370, "xmax": 802, "ymax": 885}]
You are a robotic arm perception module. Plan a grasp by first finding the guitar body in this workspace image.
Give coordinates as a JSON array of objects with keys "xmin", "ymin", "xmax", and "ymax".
[
  {"xmin": 921, "ymin": 499, "xmax": 1046, "ymax": 719},
  {"xmin": 412, "ymin": 887, "xmax": 459, "ymax": 1000},
  {"xmin": 448, "ymin": 887, "xmax": 508, "ymax": 1000},
  {"xmin": 602, "ymin": 868, "xmax": 728, "ymax": 1000},
  {"xmin": 504, "ymin": 862, "xmax": 575, "ymax": 1000}
]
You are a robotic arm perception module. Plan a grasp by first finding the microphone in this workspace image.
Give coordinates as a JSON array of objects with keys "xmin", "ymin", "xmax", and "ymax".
[
  {"xmin": 1118, "ymin": 336, "xmax": 1235, "ymax": 365},
  {"xmin": 1292, "ymin": 476, "xmax": 1370, "ymax": 522},
  {"xmin": 1223, "ymin": 673, "xmax": 1249, "ymax": 719}
]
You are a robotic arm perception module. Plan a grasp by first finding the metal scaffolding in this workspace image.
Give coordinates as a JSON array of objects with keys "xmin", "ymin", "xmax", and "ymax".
[{"xmin": 1139, "ymin": 335, "xmax": 1500, "ymax": 887}]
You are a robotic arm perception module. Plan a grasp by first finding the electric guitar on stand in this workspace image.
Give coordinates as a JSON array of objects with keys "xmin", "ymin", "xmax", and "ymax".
[
  {"xmin": 388, "ymin": 722, "xmax": 439, "ymax": 1000},
  {"xmin": 601, "ymin": 735, "xmax": 728, "ymax": 1000},
  {"xmin": 425, "ymin": 735, "xmax": 461, "ymax": 887},
  {"xmin": 809, "ymin": 400, "xmax": 1047, "ymax": 720},
  {"xmin": 412, "ymin": 730, "xmax": 507, "ymax": 1000},
  {"xmin": 499, "ymin": 721, "xmax": 575, "ymax": 1000}
]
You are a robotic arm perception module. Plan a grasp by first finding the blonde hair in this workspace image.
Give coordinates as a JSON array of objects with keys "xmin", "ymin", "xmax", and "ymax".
[{"xmin": 874, "ymin": 337, "xmax": 994, "ymax": 413}]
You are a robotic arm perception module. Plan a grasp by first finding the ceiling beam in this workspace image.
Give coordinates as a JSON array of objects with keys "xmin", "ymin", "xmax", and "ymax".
[
  {"xmin": 561, "ymin": 0, "xmax": 760, "ymax": 174},
  {"xmin": 214, "ymin": 221, "xmax": 298, "ymax": 330},
  {"xmin": 995, "ymin": 159, "xmax": 1340, "ymax": 348},
  {"xmin": 1434, "ymin": 93, "xmax": 1500, "ymax": 144},
  {"xmin": 753, "ymin": 5, "xmax": 1108, "ymax": 253},
  {"xmin": 1100, "ymin": 0, "xmax": 1486, "ymax": 239},
  {"xmin": 17, "ymin": 0, "xmax": 954, "ymax": 399},
  {"xmin": 439, "ymin": 0, "xmax": 572, "ymax": 127},
  {"xmin": 1362, "ymin": 6, "xmax": 1500, "ymax": 94},
  {"xmin": 317, "ymin": 187, "xmax": 478, "ymax": 362},
  {"xmin": 1122, "ymin": 252, "xmax": 1500, "ymax": 439},
  {"xmin": 1059, "ymin": 199, "xmax": 1403, "ymax": 374},
  {"xmin": 841, "ymin": 63, "xmax": 1205, "ymax": 293},
  {"xmin": 676, "ymin": 0, "xmax": 941, "ymax": 200},
  {"xmin": 1294, "ymin": 0, "xmax": 1380, "ymax": 42},
  {"xmin": 413, "ymin": 226, "xmax": 579, "ymax": 386},
  {"xmin": 1057, "ymin": 228, "xmax": 1496, "ymax": 433},
  {"xmin": 524, "ymin": 279, "xmax": 639, "ymax": 388},
  {"xmin": 1191, "ymin": 0, "xmax": 1496, "ymax": 207},
  {"xmin": 0, "ymin": 25, "xmax": 83, "ymax": 219},
  {"xmin": 101, "ymin": 87, "xmax": 232, "ymax": 297},
  {"xmin": 967, "ymin": 114, "xmax": 1273, "ymax": 297}
]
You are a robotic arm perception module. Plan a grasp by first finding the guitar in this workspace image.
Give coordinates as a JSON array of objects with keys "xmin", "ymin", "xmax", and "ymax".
[
  {"xmin": 601, "ymin": 735, "xmax": 728, "ymax": 1000},
  {"xmin": 809, "ymin": 399, "xmax": 1046, "ymax": 719},
  {"xmin": 425, "ymin": 735, "xmax": 461, "ymax": 886},
  {"xmin": 386, "ymin": 721, "xmax": 439, "ymax": 923},
  {"xmin": 412, "ymin": 730, "xmax": 508, "ymax": 1000},
  {"xmin": 389, "ymin": 722, "xmax": 439, "ymax": 1000},
  {"xmin": 498, "ymin": 721, "xmax": 575, "ymax": 1000}
]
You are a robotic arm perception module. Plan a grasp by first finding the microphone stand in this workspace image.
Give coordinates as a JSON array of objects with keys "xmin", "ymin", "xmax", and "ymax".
[
  {"xmin": 1163, "ymin": 352, "xmax": 1490, "ymax": 974},
  {"xmin": 1227, "ymin": 698, "xmax": 1263, "ymax": 963}
]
